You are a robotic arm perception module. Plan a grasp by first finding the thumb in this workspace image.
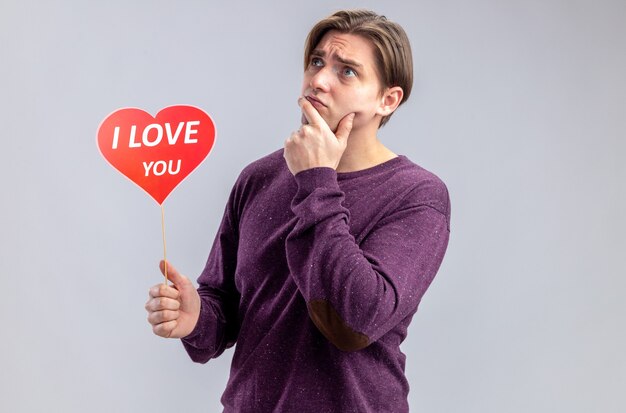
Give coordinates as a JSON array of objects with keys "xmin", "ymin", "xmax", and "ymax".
[
  {"xmin": 159, "ymin": 260, "xmax": 190, "ymax": 288},
  {"xmin": 335, "ymin": 113, "xmax": 355, "ymax": 143}
]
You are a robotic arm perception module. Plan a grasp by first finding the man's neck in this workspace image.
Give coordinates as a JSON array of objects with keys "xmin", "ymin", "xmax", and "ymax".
[{"xmin": 336, "ymin": 124, "xmax": 397, "ymax": 173}]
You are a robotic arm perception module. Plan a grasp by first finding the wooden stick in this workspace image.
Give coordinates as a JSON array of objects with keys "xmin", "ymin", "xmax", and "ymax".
[{"xmin": 161, "ymin": 204, "xmax": 168, "ymax": 286}]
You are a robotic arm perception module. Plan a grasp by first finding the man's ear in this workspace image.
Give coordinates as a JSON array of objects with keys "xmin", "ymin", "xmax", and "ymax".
[{"xmin": 377, "ymin": 86, "xmax": 404, "ymax": 117}]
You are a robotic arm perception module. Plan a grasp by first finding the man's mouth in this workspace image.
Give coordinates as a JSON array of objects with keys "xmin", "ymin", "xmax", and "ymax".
[{"xmin": 305, "ymin": 95, "xmax": 326, "ymax": 108}]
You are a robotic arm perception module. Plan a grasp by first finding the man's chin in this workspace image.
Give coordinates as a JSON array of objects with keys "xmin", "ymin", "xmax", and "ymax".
[
  {"xmin": 321, "ymin": 114, "xmax": 340, "ymax": 131},
  {"xmin": 300, "ymin": 113, "xmax": 339, "ymax": 131},
  {"xmin": 328, "ymin": 119, "xmax": 342, "ymax": 133}
]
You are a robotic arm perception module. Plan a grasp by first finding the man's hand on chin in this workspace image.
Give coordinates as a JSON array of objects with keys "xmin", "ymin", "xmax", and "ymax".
[{"xmin": 284, "ymin": 96, "xmax": 355, "ymax": 176}]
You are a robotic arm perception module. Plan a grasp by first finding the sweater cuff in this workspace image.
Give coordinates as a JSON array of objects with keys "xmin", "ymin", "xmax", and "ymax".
[
  {"xmin": 293, "ymin": 167, "xmax": 339, "ymax": 194},
  {"xmin": 180, "ymin": 299, "xmax": 211, "ymax": 347}
]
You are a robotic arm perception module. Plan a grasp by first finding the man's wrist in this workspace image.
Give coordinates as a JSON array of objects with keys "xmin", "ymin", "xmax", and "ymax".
[{"xmin": 294, "ymin": 167, "xmax": 338, "ymax": 194}]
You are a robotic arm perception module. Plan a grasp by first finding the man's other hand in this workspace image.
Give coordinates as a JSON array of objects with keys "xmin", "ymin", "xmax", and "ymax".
[{"xmin": 145, "ymin": 261, "xmax": 201, "ymax": 339}]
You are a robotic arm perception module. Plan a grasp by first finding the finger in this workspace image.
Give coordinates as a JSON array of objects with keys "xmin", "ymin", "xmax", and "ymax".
[
  {"xmin": 145, "ymin": 296, "xmax": 181, "ymax": 312},
  {"xmin": 159, "ymin": 260, "xmax": 192, "ymax": 290},
  {"xmin": 152, "ymin": 320, "xmax": 177, "ymax": 338},
  {"xmin": 335, "ymin": 112, "xmax": 355, "ymax": 142},
  {"xmin": 299, "ymin": 96, "xmax": 326, "ymax": 126},
  {"xmin": 148, "ymin": 283, "xmax": 180, "ymax": 300},
  {"xmin": 148, "ymin": 310, "xmax": 180, "ymax": 325},
  {"xmin": 298, "ymin": 125, "xmax": 313, "ymax": 137}
]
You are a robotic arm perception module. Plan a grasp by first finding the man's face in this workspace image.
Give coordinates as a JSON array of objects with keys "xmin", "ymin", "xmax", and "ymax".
[{"xmin": 301, "ymin": 31, "xmax": 385, "ymax": 132}]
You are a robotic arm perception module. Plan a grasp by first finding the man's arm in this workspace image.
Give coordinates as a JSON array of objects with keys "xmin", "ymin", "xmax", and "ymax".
[
  {"xmin": 145, "ymin": 186, "xmax": 241, "ymax": 364},
  {"xmin": 180, "ymin": 192, "xmax": 241, "ymax": 363},
  {"xmin": 285, "ymin": 169, "xmax": 450, "ymax": 351}
]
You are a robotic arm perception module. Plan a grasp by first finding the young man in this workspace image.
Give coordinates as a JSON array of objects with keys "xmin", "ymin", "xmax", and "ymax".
[{"xmin": 146, "ymin": 9, "xmax": 450, "ymax": 412}]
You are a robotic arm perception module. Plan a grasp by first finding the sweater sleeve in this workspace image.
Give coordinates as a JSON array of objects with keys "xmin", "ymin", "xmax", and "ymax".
[
  {"xmin": 285, "ymin": 167, "xmax": 450, "ymax": 351},
  {"xmin": 180, "ymin": 188, "xmax": 241, "ymax": 363}
]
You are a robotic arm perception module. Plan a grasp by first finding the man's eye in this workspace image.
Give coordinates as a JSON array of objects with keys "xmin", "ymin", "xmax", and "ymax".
[
  {"xmin": 343, "ymin": 67, "xmax": 357, "ymax": 77},
  {"xmin": 311, "ymin": 57, "xmax": 324, "ymax": 67}
]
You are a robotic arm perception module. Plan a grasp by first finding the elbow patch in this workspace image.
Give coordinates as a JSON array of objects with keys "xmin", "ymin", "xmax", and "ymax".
[{"xmin": 308, "ymin": 299, "xmax": 370, "ymax": 351}]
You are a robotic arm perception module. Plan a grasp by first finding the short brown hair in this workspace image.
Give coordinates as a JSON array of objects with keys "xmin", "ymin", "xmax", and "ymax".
[{"xmin": 304, "ymin": 9, "xmax": 413, "ymax": 127}]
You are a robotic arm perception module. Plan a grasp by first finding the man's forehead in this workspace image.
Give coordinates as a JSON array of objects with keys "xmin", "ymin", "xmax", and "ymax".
[{"xmin": 313, "ymin": 31, "xmax": 375, "ymax": 65}]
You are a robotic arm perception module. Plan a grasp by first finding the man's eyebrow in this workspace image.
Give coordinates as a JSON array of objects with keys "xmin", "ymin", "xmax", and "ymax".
[
  {"xmin": 311, "ymin": 49, "xmax": 363, "ymax": 68},
  {"xmin": 336, "ymin": 55, "xmax": 363, "ymax": 68}
]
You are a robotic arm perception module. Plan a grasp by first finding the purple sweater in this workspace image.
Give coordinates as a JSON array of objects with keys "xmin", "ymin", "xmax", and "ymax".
[{"xmin": 182, "ymin": 148, "xmax": 451, "ymax": 412}]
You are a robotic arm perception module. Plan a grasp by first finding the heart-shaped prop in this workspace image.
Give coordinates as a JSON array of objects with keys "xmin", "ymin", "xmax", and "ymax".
[{"xmin": 97, "ymin": 105, "xmax": 215, "ymax": 204}]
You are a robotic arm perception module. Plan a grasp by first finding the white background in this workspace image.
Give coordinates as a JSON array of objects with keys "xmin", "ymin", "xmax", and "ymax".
[{"xmin": 1, "ymin": 0, "xmax": 624, "ymax": 412}]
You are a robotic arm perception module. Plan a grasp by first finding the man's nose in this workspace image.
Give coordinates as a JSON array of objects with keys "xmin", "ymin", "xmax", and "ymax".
[{"xmin": 309, "ymin": 66, "xmax": 332, "ymax": 92}]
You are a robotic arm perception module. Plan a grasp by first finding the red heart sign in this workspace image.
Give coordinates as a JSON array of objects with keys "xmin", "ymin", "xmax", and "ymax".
[{"xmin": 97, "ymin": 105, "xmax": 216, "ymax": 204}]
